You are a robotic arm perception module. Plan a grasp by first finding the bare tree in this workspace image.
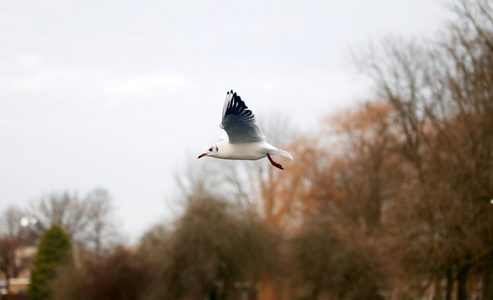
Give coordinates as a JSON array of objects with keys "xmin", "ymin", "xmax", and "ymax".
[
  {"xmin": 35, "ymin": 191, "xmax": 89, "ymax": 242},
  {"xmin": 355, "ymin": 1, "xmax": 493, "ymax": 298},
  {"xmin": 33, "ymin": 188, "xmax": 119, "ymax": 253},
  {"xmin": 326, "ymin": 101, "xmax": 396, "ymax": 234},
  {"xmin": 83, "ymin": 188, "xmax": 119, "ymax": 255},
  {"xmin": 243, "ymin": 113, "xmax": 300, "ymax": 229}
]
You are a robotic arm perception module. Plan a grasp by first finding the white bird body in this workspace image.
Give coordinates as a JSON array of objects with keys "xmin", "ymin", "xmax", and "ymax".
[
  {"xmin": 212, "ymin": 140, "xmax": 293, "ymax": 161},
  {"xmin": 199, "ymin": 90, "xmax": 293, "ymax": 170}
]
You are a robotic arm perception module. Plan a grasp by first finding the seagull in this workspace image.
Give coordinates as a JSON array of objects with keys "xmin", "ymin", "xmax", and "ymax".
[{"xmin": 198, "ymin": 90, "xmax": 293, "ymax": 170}]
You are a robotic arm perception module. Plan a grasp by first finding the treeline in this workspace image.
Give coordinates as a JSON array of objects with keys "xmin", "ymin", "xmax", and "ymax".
[
  {"xmin": 0, "ymin": 188, "xmax": 119, "ymax": 295},
  {"xmin": 1, "ymin": 0, "xmax": 492, "ymax": 299}
]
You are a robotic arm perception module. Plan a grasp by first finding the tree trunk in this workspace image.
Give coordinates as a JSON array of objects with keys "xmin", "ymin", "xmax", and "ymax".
[
  {"xmin": 483, "ymin": 254, "xmax": 493, "ymax": 300},
  {"xmin": 5, "ymin": 271, "xmax": 11, "ymax": 295},
  {"xmin": 434, "ymin": 271, "xmax": 442, "ymax": 300},
  {"xmin": 445, "ymin": 268, "xmax": 453, "ymax": 300},
  {"xmin": 457, "ymin": 265, "xmax": 469, "ymax": 300}
]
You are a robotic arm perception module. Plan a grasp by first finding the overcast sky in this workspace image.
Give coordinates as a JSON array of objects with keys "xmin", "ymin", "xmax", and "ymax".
[{"xmin": 0, "ymin": 0, "xmax": 447, "ymax": 242}]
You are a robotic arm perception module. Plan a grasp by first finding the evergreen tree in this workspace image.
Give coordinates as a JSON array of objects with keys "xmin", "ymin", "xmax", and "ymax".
[{"xmin": 29, "ymin": 223, "xmax": 72, "ymax": 300}]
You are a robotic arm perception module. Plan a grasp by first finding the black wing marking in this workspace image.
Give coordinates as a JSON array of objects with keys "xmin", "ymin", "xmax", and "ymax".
[{"xmin": 220, "ymin": 90, "xmax": 266, "ymax": 143}]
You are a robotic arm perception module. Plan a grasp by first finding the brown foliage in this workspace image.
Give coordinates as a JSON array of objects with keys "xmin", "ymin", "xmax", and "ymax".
[
  {"xmin": 353, "ymin": 0, "xmax": 493, "ymax": 298},
  {"xmin": 147, "ymin": 195, "xmax": 279, "ymax": 300},
  {"xmin": 51, "ymin": 246, "xmax": 153, "ymax": 300},
  {"xmin": 289, "ymin": 216, "xmax": 384, "ymax": 300}
]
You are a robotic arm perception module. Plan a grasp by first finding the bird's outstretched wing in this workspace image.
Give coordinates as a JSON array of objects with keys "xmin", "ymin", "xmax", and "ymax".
[{"xmin": 220, "ymin": 90, "xmax": 266, "ymax": 144}]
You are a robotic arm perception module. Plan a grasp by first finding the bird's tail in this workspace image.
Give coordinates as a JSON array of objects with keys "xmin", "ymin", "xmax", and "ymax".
[{"xmin": 270, "ymin": 148, "xmax": 293, "ymax": 160}]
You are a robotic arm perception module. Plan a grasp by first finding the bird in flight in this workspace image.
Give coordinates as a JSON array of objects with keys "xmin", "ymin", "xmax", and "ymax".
[{"xmin": 198, "ymin": 90, "xmax": 293, "ymax": 170}]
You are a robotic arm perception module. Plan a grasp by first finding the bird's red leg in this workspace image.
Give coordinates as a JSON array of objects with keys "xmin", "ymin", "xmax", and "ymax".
[{"xmin": 267, "ymin": 154, "xmax": 284, "ymax": 170}]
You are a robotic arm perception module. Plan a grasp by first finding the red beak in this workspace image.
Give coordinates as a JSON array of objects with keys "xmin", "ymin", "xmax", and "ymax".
[{"xmin": 198, "ymin": 153, "xmax": 207, "ymax": 159}]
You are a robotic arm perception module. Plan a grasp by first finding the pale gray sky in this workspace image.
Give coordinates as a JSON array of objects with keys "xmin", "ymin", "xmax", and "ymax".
[{"xmin": 0, "ymin": 0, "xmax": 447, "ymax": 242}]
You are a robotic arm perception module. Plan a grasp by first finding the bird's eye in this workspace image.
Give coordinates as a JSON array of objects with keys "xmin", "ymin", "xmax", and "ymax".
[{"xmin": 209, "ymin": 147, "xmax": 213, "ymax": 152}]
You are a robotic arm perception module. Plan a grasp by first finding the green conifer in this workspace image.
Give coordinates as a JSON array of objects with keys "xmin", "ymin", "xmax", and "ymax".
[{"xmin": 29, "ymin": 223, "xmax": 72, "ymax": 300}]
